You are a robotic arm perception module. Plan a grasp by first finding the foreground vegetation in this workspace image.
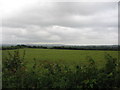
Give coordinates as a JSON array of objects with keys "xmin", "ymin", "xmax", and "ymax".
[{"xmin": 2, "ymin": 49, "xmax": 120, "ymax": 89}]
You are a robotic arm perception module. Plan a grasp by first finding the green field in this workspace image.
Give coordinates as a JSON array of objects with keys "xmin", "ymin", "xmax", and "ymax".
[
  {"xmin": 2, "ymin": 48, "xmax": 118, "ymax": 68},
  {"xmin": 2, "ymin": 48, "xmax": 120, "ymax": 88}
]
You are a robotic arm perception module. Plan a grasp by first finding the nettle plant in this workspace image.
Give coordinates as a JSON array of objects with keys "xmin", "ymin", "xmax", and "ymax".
[{"xmin": 3, "ymin": 50, "xmax": 26, "ymax": 73}]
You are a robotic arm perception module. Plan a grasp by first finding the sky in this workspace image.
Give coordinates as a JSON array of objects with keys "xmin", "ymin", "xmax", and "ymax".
[{"xmin": 1, "ymin": 0, "xmax": 119, "ymax": 45}]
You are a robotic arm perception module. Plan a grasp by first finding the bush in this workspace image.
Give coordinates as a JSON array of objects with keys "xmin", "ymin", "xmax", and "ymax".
[{"xmin": 2, "ymin": 51, "xmax": 120, "ymax": 89}]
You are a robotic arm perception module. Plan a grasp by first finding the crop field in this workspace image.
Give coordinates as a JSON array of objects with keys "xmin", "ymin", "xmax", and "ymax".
[
  {"xmin": 2, "ymin": 48, "xmax": 118, "ymax": 68},
  {"xmin": 2, "ymin": 48, "xmax": 120, "ymax": 88}
]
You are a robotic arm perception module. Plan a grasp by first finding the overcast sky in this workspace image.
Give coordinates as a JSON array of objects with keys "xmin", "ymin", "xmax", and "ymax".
[{"xmin": 1, "ymin": 0, "xmax": 118, "ymax": 45}]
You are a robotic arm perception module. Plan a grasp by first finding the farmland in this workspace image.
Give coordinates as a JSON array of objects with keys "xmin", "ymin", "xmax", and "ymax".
[
  {"xmin": 2, "ymin": 48, "xmax": 118, "ymax": 68},
  {"xmin": 2, "ymin": 48, "xmax": 120, "ymax": 88}
]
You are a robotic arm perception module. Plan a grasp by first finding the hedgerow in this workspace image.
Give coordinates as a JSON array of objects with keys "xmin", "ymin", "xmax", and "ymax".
[{"xmin": 2, "ymin": 50, "xmax": 120, "ymax": 89}]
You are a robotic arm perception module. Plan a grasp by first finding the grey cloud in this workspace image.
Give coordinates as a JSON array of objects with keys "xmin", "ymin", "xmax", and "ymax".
[
  {"xmin": 2, "ymin": 25, "xmax": 118, "ymax": 44},
  {"xmin": 2, "ymin": 2, "xmax": 118, "ymax": 45},
  {"xmin": 2, "ymin": 2, "xmax": 117, "ymax": 28}
]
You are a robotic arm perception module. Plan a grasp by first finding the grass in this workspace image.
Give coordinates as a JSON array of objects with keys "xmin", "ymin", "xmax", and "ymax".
[
  {"xmin": 2, "ymin": 48, "xmax": 118, "ymax": 69},
  {"xmin": 2, "ymin": 48, "xmax": 120, "ymax": 88}
]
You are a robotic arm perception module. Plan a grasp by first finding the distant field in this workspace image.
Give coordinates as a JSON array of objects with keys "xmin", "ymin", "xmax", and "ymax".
[{"xmin": 2, "ymin": 48, "xmax": 118, "ymax": 68}]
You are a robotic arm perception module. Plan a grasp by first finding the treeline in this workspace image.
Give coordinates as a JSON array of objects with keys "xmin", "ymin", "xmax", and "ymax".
[
  {"xmin": 1, "ymin": 44, "xmax": 119, "ymax": 51},
  {"xmin": 2, "ymin": 50, "xmax": 120, "ymax": 89},
  {"xmin": 50, "ymin": 45, "xmax": 119, "ymax": 51},
  {"xmin": 1, "ymin": 45, "xmax": 28, "ymax": 50}
]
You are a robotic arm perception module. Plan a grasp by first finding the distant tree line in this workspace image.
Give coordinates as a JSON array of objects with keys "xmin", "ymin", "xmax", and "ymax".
[
  {"xmin": 50, "ymin": 45, "xmax": 119, "ymax": 51},
  {"xmin": 1, "ymin": 44, "xmax": 119, "ymax": 51},
  {"xmin": 1, "ymin": 45, "xmax": 28, "ymax": 50}
]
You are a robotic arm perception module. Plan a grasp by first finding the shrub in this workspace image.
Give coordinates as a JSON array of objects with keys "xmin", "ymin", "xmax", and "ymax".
[{"xmin": 2, "ymin": 51, "xmax": 120, "ymax": 89}]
